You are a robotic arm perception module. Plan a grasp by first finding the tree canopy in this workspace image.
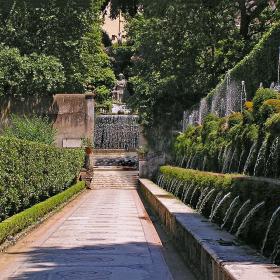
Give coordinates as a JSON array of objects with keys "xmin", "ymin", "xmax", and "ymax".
[
  {"xmin": 125, "ymin": 0, "xmax": 279, "ymax": 132},
  {"xmin": 0, "ymin": 0, "xmax": 115, "ymax": 98}
]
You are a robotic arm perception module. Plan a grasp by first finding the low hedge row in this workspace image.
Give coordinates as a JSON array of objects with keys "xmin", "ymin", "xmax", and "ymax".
[
  {"xmin": 0, "ymin": 136, "xmax": 85, "ymax": 221},
  {"xmin": 159, "ymin": 166, "xmax": 280, "ymax": 259},
  {"xmin": 0, "ymin": 181, "xmax": 85, "ymax": 245}
]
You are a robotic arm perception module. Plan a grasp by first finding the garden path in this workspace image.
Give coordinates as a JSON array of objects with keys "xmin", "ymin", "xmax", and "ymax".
[{"xmin": 0, "ymin": 170, "xmax": 195, "ymax": 280}]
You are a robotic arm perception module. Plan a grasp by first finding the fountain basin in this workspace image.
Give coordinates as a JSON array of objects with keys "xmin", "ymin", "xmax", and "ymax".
[{"xmin": 139, "ymin": 179, "xmax": 280, "ymax": 280}]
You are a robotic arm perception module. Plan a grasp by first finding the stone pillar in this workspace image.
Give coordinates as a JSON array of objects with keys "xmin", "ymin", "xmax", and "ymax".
[
  {"xmin": 85, "ymin": 93, "xmax": 95, "ymax": 146},
  {"xmin": 85, "ymin": 93, "xmax": 95, "ymax": 169}
]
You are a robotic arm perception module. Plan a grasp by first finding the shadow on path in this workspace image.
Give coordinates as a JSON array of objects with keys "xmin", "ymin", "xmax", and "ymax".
[{"xmin": 7, "ymin": 242, "xmax": 171, "ymax": 280}]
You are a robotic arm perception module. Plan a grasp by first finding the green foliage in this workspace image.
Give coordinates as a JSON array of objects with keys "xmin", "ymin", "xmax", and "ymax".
[
  {"xmin": 265, "ymin": 113, "xmax": 280, "ymax": 136},
  {"xmin": 81, "ymin": 21, "xmax": 116, "ymax": 104},
  {"xmin": 3, "ymin": 115, "xmax": 56, "ymax": 145},
  {"xmin": 259, "ymin": 99, "xmax": 280, "ymax": 123},
  {"xmin": 109, "ymin": 43, "xmax": 133, "ymax": 76},
  {"xmin": 0, "ymin": 181, "xmax": 85, "ymax": 245},
  {"xmin": 127, "ymin": 0, "xmax": 277, "ymax": 134},
  {"xmin": 0, "ymin": 0, "xmax": 114, "ymax": 95},
  {"xmin": 160, "ymin": 166, "xmax": 233, "ymax": 191},
  {"xmin": 253, "ymin": 88, "xmax": 279, "ymax": 121},
  {"xmin": 174, "ymin": 88, "xmax": 280, "ymax": 178},
  {"xmin": 0, "ymin": 46, "xmax": 65, "ymax": 97},
  {"xmin": 227, "ymin": 112, "xmax": 243, "ymax": 128},
  {"xmin": 0, "ymin": 136, "xmax": 84, "ymax": 221},
  {"xmin": 159, "ymin": 166, "xmax": 280, "ymax": 255}
]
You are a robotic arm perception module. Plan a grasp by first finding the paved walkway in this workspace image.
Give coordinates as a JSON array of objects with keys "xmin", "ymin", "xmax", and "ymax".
[{"xmin": 0, "ymin": 183, "xmax": 174, "ymax": 279}]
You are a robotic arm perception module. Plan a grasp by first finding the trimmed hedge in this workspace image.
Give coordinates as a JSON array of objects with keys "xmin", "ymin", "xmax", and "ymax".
[
  {"xmin": 0, "ymin": 136, "xmax": 84, "ymax": 221},
  {"xmin": 0, "ymin": 181, "xmax": 85, "ymax": 245},
  {"xmin": 158, "ymin": 166, "xmax": 280, "ymax": 259}
]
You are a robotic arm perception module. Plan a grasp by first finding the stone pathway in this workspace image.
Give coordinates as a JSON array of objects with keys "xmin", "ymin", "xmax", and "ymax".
[{"xmin": 0, "ymin": 173, "xmax": 174, "ymax": 280}]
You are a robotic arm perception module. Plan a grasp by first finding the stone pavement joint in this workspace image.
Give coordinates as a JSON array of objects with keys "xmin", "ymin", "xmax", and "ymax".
[{"xmin": 0, "ymin": 171, "xmax": 173, "ymax": 280}]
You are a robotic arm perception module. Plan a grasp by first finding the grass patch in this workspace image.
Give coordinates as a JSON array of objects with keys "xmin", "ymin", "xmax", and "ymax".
[{"xmin": 0, "ymin": 181, "xmax": 85, "ymax": 245}]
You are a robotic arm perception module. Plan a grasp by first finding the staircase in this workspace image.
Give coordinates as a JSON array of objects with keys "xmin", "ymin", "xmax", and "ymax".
[{"xmin": 91, "ymin": 170, "xmax": 139, "ymax": 189}]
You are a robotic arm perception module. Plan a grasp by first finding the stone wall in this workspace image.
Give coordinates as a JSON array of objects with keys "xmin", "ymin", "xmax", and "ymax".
[
  {"xmin": 0, "ymin": 93, "xmax": 95, "ymax": 147},
  {"xmin": 140, "ymin": 179, "xmax": 280, "ymax": 280}
]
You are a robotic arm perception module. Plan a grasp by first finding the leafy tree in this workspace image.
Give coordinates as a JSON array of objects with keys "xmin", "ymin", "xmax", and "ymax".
[
  {"xmin": 0, "ymin": 0, "xmax": 115, "ymax": 96},
  {"xmin": 126, "ymin": 0, "xmax": 278, "ymax": 137},
  {"xmin": 0, "ymin": 45, "xmax": 65, "ymax": 97}
]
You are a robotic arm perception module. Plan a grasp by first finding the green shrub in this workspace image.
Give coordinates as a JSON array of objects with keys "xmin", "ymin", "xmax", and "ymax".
[
  {"xmin": 227, "ymin": 112, "xmax": 243, "ymax": 128},
  {"xmin": 3, "ymin": 115, "xmax": 56, "ymax": 145},
  {"xmin": 158, "ymin": 166, "xmax": 280, "ymax": 256},
  {"xmin": 160, "ymin": 166, "xmax": 233, "ymax": 191},
  {"xmin": 0, "ymin": 136, "xmax": 84, "ymax": 221},
  {"xmin": 259, "ymin": 99, "xmax": 280, "ymax": 122},
  {"xmin": 0, "ymin": 45, "xmax": 65, "ymax": 97},
  {"xmin": 265, "ymin": 113, "xmax": 280, "ymax": 136},
  {"xmin": 0, "ymin": 181, "xmax": 85, "ymax": 245},
  {"xmin": 252, "ymin": 88, "xmax": 279, "ymax": 122}
]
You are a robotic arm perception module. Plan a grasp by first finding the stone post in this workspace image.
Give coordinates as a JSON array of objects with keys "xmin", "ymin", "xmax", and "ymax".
[{"xmin": 85, "ymin": 93, "xmax": 95, "ymax": 168}]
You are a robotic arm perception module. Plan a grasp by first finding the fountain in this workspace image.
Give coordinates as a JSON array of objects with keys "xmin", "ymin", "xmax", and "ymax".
[
  {"xmin": 222, "ymin": 146, "xmax": 232, "ymax": 173},
  {"xmin": 183, "ymin": 183, "xmax": 194, "ymax": 203},
  {"xmin": 209, "ymin": 192, "xmax": 231, "ymax": 222},
  {"xmin": 221, "ymin": 196, "xmax": 240, "ymax": 229},
  {"xmin": 241, "ymin": 81, "xmax": 247, "ymax": 113},
  {"xmin": 265, "ymin": 137, "xmax": 279, "ymax": 177},
  {"xmin": 180, "ymin": 155, "xmax": 186, "ymax": 167},
  {"xmin": 237, "ymin": 149, "xmax": 245, "ymax": 173},
  {"xmin": 198, "ymin": 98, "xmax": 208, "ymax": 124},
  {"xmin": 230, "ymin": 199, "xmax": 251, "ymax": 233},
  {"xmin": 261, "ymin": 206, "xmax": 280, "ymax": 254},
  {"xmin": 94, "ymin": 115, "xmax": 139, "ymax": 150},
  {"xmin": 196, "ymin": 187, "xmax": 209, "ymax": 210},
  {"xmin": 189, "ymin": 187, "xmax": 199, "ymax": 207},
  {"xmin": 274, "ymin": 46, "xmax": 280, "ymax": 91},
  {"xmin": 236, "ymin": 201, "xmax": 265, "ymax": 238},
  {"xmin": 198, "ymin": 189, "xmax": 216, "ymax": 213},
  {"xmin": 253, "ymin": 139, "xmax": 268, "ymax": 176},
  {"xmin": 243, "ymin": 141, "xmax": 257, "ymax": 174},
  {"xmin": 210, "ymin": 192, "xmax": 223, "ymax": 219}
]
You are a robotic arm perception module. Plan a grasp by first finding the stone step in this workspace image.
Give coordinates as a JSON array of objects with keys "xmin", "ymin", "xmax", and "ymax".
[{"xmin": 91, "ymin": 170, "xmax": 139, "ymax": 190}]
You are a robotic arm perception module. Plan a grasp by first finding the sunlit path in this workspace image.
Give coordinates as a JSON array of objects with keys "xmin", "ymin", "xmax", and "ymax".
[{"xmin": 0, "ymin": 172, "xmax": 181, "ymax": 280}]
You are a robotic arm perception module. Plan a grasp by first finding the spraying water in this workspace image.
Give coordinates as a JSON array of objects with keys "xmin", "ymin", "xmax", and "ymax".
[
  {"xmin": 253, "ymin": 139, "xmax": 268, "ymax": 176},
  {"xmin": 240, "ymin": 81, "xmax": 247, "ymax": 113},
  {"xmin": 230, "ymin": 199, "xmax": 251, "ymax": 233},
  {"xmin": 196, "ymin": 187, "xmax": 209, "ymax": 210},
  {"xmin": 261, "ymin": 205, "xmax": 280, "ymax": 254},
  {"xmin": 189, "ymin": 187, "xmax": 199, "ymax": 207},
  {"xmin": 209, "ymin": 192, "xmax": 231, "ymax": 222},
  {"xmin": 243, "ymin": 142, "xmax": 257, "ymax": 174},
  {"xmin": 198, "ymin": 189, "xmax": 216, "ymax": 213},
  {"xmin": 210, "ymin": 192, "xmax": 223, "ymax": 218},
  {"xmin": 236, "ymin": 201, "xmax": 265, "ymax": 238},
  {"xmin": 221, "ymin": 196, "xmax": 240, "ymax": 229},
  {"xmin": 184, "ymin": 183, "xmax": 194, "ymax": 204},
  {"xmin": 94, "ymin": 115, "xmax": 139, "ymax": 149}
]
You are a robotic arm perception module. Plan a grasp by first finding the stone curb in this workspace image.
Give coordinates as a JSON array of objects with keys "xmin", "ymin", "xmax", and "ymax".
[{"xmin": 139, "ymin": 179, "xmax": 280, "ymax": 280}]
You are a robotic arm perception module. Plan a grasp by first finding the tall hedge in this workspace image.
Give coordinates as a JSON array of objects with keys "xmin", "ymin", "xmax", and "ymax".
[{"xmin": 0, "ymin": 136, "xmax": 84, "ymax": 221}]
